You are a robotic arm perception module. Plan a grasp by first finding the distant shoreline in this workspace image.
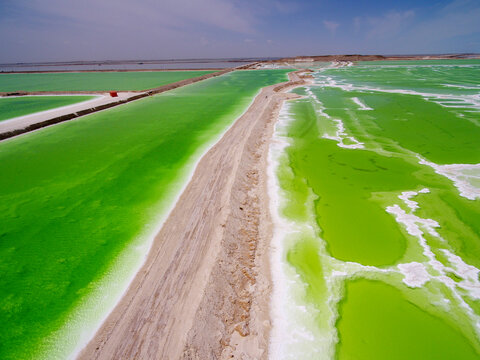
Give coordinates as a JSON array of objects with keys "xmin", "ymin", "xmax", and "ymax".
[
  {"xmin": 267, "ymin": 53, "xmax": 480, "ymax": 64},
  {"xmin": 0, "ymin": 68, "xmax": 227, "ymax": 74},
  {"xmin": 1, "ymin": 54, "xmax": 478, "ymax": 73},
  {"xmin": 0, "ymin": 58, "xmax": 257, "ymax": 73}
]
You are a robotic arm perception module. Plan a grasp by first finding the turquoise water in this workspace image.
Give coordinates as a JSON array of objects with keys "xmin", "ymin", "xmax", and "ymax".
[
  {"xmin": 269, "ymin": 60, "xmax": 480, "ymax": 359},
  {"xmin": 0, "ymin": 69, "xmax": 291, "ymax": 359}
]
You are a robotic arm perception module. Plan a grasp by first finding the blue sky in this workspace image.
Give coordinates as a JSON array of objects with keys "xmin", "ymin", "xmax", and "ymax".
[{"xmin": 0, "ymin": 0, "xmax": 479, "ymax": 62}]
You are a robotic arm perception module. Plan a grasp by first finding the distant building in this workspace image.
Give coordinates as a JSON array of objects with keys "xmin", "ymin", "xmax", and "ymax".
[{"xmin": 295, "ymin": 58, "xmax": 314, "ymax": 62}]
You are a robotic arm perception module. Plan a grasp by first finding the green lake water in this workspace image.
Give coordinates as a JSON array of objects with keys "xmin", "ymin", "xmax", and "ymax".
[
  {"xmin": 337, "ymin": 279, "xmax": 479, "ymax": 360},
  {"xmin": 0, "ymin": 70, "xmax": 215, "ymax": 92},
  {"xmin": 0, "ymin": 96, "xmax": 95, "ymax": 121},
  {"xmin": 269, "ymin": 60, "xmax": 480, "ymax": 359},
  {"xmin": 0, "ymin": 69, "xmax": 290, "ymax": 359}
]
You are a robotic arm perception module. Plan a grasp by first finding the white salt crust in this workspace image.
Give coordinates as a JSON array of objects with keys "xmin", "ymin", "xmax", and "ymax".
[
  {"xmin": 268, "ymin": 103, "xmax": 334, "ymax": 360},
  {"xmin": 387, "ymin": 189, "xmax": 480, "ymax": 337},
  {"xmin": 311, "ymin": 72, "xmax": 480, "ymax": 112},
  {"xmin": 398, "ymin": 262, "xmax": 430, "ymax": 287},
  {"xmin": 418, "ymin": 157, "xmax": 480, "ymax": 200},
  {"xmin": 352, "ymin": 96, "xmax": 373, "ymax": 110},
  {"xmin": 305, "ymin": 87, "xmax": 364, "ymax": 149}
]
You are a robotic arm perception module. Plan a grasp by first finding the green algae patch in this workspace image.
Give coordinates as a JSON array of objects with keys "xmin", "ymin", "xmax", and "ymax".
[
  {"xmin": 0, "ymin": 96, "xmax": 95, "ymax": 121},
  {"xmin": 0, "ymin": 69, "xmax": 291, "ymax": 359},
  {"xmin": 287, "ymin": 238, "xmax": 326, "ymax": 307},
  {"xmin": 315, "ymin": 88, "xmax": 480, "ymax": 165},
  {"xmin": 0, "ymin": 70, "xmax": 216, "ymax": 92},
  {"xmin": 415, "ymin": 190, "xmax": 480, "ymax": 270},
  {"xmin": 336, "ymin": 60, "xmax": 480, "ymax": 96},
  {"xmin": 282, "ymin": 100, "xmax": 416, "ymax": 266},
  {"xmin": 337, "ymin": 279, "xmax": 480, "ymax": 360}
]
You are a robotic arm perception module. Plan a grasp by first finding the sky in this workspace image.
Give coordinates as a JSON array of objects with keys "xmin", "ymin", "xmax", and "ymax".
[{"xmin": 0, "ymin": 0, "xmax": 479, "ymax": 63}]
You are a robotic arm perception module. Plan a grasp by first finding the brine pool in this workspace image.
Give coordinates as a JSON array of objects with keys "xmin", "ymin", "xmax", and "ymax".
[
  {"xmin": 269, "ymin": 60, "xmax": 480, "ymax": 359},
  {"xmin": 0, "ymin": 69, "xmax": 291, "ymax": 360}
]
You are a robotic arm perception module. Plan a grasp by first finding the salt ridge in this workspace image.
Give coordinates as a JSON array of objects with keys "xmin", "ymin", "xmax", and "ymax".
[
  {"xmin": 268, "ymin": 103, "xmax": 335, "ymax": 360},
  {"xmin": 305, "ymin": 87, "xmax": 364, "ymax": 149},
  {"xmin": 352, "ymin": 96, "xmax": 373, "ymax": 110},
  {"xmin": 312, "ymin": 72, "xmax": 480, "ymax": 112},
  {"xmin": 418, "ymin": 157, "xmax": 480, "ymax": 200},
  {"xmin": 386, "ymin": 189, "xmax": 480, "ymax": 336}
]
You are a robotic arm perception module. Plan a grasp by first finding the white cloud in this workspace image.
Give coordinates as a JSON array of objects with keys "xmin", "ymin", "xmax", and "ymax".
[
  {"xmin": 353, "ymin": 16, "xmax": 362, "ymax": 33},
  {"xmin": 11, "ymin": 0, "xmax": 256, "ymax": 34},
  {"xmin": 200, "ymin": 36, "xmax": 209, "ymax": 46},
  {"xmin": 0, "ymin": 0, "xmax": 261, "ymax": 61},
  {"xmin": 323, "ymin": 20, "xmax": 339, "ymax": 35},
  {"xmin": 273, "ymin": 1, "xmax": 299, "ymax": 14},
  {"xmin": 412, "ymin": 2, "xmax": 480, "ymax": 42},
  {"xmin": 1, "ymin": 0, "xmax": 478, "ymax": 62},
  {"xmin": 350, "ymin": 0, "xmax": 480, "ymax": 54},
  {"xmin": 366, "ymin": 10, "xmax": 415, "ymax": 39}
]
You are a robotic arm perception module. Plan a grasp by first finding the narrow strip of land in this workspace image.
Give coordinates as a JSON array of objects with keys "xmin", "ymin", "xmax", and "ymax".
[{"xmin": 78, "ymin": 70, "xmax": 308, "ymax": 360}]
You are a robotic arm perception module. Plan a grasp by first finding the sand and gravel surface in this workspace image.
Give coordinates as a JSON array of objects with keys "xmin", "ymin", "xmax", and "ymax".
[{"xmin": 78, "ymin": 70, "xmax": 308, "ymax": 360}]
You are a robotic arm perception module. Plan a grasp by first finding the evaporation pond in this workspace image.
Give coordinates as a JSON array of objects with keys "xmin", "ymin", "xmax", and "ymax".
[
  {"xmin": 337, "ymin": 280, "xmax": 479, "ymax": 360},
  {"xmin": 0, "ymin": 69, "xmax": 291, "ymax": 359},
  {"xmin": 270, "ymin": 59, "xmax": 480, "ymax": 359},
  {"xmin": 0, "ymin": 96, "xmax": 96, "ymax": 121},
  {"xmin": 0, "ymin": 70, "xmax": 216, "ymax": 92}
]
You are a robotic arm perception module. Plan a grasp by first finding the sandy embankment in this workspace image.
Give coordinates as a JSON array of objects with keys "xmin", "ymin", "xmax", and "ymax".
[{"xmin": 78, "ymin": 70, "xmax": 309, "ymax": 360}]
